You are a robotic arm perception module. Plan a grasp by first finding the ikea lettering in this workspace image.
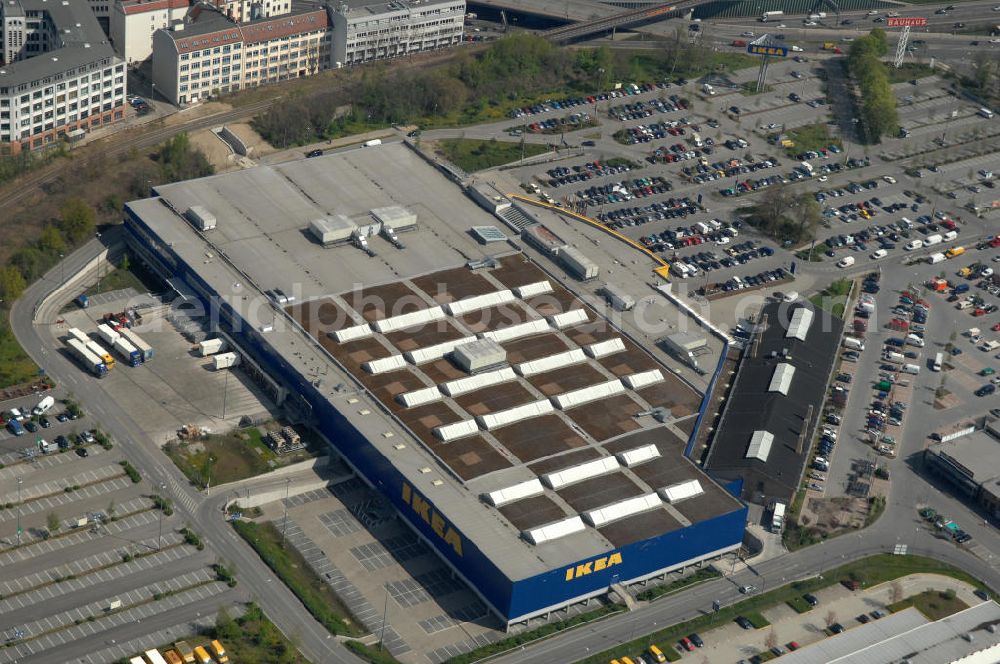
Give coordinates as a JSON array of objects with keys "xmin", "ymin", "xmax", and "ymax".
[
  {"xmin": 748, "ymin": 44, "xmax": 788, "ymax": 57},
  {"xmin": 401, "ymin": 482, "xmax": 463, "ymax": 556},
  {"xmin": 564, "ymin": 552, "xmax": 623, "ymax": 581}
]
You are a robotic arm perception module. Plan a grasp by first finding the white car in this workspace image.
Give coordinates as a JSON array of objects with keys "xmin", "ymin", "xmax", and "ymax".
[
  {"xmin": 741, "ymin": 31, "xmax": 755, "ymax": 37},
  {"xmin": 804, "ymin": 20, "xmax": 817, "ymax": 26},
  {"xmin": 870, "ymin": 249, "xmax": 888, "ymax": 259},
  {"xmin": 716, "ymin": 237, "xmax": 731, "ymax": 246},
  {"xmin": 837, "ymin": 256, "xmax": 855, "ymax": 268},
  {"xmin": 882, "ymin": 175, "xmax": 896, "ymax": 184},
  {"xmin": 994, "ymin": 5, "xmax": 1000, "ymax": 10},
  {"xmin": 991, "ymin": 39, "xmax": 1000, "ymax": 44},
  {"xmin": 867, "ymin": 9, "xmax": 878, "ymax": 15},
  {"xmin": 818, "ymin": 175, "xmax": 828, "ymax": 182},
  {"xmin": 983, "ymin": 267, "xmax": 995, "ymax": 277},
  {"xmin": 791, "ymin": 45, "xmax": 804, "ymax": 52}
]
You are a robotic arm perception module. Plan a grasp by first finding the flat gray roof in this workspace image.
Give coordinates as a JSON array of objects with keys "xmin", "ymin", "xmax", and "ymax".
[
  {"xmin": 927, "ymin": 429, "xmax": 1000, "ymax": 485},
  {"xmin": 338, "ymin": 0, "xmax": 459, "ymax": 19},
  {"xmin": 780, "ymin": 602, "xmax": 1000, "ymax": 664},
  {"xmin": 126, "ymin": 142, "xmax": 739, "ymax": 579},
  {"xmin": 0, "ymin": 0, "xmax": 117, "ymax": 89}
]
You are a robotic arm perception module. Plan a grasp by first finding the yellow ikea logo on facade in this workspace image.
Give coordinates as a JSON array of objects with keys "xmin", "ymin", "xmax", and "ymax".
[
  {"xmin": 749, "ymin": 45, "xmax": 787, "ymax": 57},
  {"xmin": 401, "ymin": 482, "xmax": 463, "ymax": 557},
  {"xmin": 564, "ymin": 553, "xmax": 623, "ymax": 581}
]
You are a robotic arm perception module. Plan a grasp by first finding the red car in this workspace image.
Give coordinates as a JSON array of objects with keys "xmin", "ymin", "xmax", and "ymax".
[
  {"xmin": 788, "ymin": 641, "xmax": 801, "ymax": 651},
  {"xmin": 679, "ymin": 637, "xmax": 695, "ymax": 652},
  {"xmin": 992, "ymin": 322, "xmax": 1000, "ymax": 332},
  {"xmin": 974, "ymin": 308, "xmax": 987, "ymax": 317}
]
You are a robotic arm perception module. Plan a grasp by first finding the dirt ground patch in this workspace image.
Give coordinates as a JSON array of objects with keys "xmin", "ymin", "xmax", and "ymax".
[
  {"xmin": 801, "ymin": 495, "xmax": 869, "ymax": 531},
  {"xmin": 228, "ymin": 121, "xmax": 273, "ymax": 156},
  {"xmin": 189, "ymin": 129, "xmax": 236, "ymax": 172}
]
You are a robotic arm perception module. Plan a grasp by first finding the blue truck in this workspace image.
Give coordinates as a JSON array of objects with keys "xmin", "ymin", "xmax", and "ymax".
[
  {"xmin": 112, "ymin": 337, "xmax": 143, "ymax": 367},
  {"xmin": 6, "ymin": 419, "xmax": 25, "ymax": 436}
]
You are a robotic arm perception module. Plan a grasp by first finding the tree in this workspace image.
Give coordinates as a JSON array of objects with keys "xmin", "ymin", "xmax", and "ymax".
[
  {"xmin": 38, "ymin": 224, "xmax": 66, "ymax": 255},
  {"xmin": 825, "ymin": 610, "xmax": 837, "ymax": 627},
  {"xmin": 119, "ymin": 253, "xmax": 131, "ymax": 272},
  {"xmin": 215, "ymin": 606, "xmax": 240, "ymax": 641},
  {"xmin": 0, "ymin": 266, "xmax": 26, "ymax": 301},
  {"xmin": 47, "ymin": 511, "xmax": 61, "ymax": 533},
  {"xmin": 765, "ymin": 629, "xmax": 778, "ymax": 649},
  {"xmin": 107, "ymin": 498, "xmax": 117, "ymax": 519},
  {"xmin": 59, "ymin": 198, "xmax": 96, "ymax": 245},
  {"xmin": 890, "ymin": 581, "xmax": 904, "ymax": 603}
]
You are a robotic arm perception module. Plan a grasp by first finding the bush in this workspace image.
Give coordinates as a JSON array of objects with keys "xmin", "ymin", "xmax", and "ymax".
[
  {"xmin": 180, "ymin": 527, "xmax": 205, "ymax": 551},
  {"xmin": 119, "ymin": 460, "xmax": 141, "ymax": 483},
  {"xmin": 345, "ymin": 641, "xmax": 403, "ymax": 664}
]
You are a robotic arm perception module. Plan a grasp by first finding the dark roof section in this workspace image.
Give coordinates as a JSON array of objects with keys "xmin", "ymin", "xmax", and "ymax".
[{"xmin": 704, "ymin": 301, "xmax": 843, "ymax": 505}]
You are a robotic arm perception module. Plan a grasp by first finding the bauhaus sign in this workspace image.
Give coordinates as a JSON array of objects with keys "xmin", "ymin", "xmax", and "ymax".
[{"xmin": 887, "ymin": 17, "xmax": 928, "ymax": 27}]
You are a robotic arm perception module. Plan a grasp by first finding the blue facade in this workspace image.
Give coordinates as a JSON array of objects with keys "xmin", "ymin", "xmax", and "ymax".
[{"xmin": 124, "ymin": 208, "xmax": 747, "ymax": 622}]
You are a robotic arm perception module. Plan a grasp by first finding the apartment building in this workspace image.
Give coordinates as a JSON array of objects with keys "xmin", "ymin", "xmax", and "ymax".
[
  {"xmin": 151, "ymin": 4, "xmax": 329, "ymax": 106},
  {"xmin": 205, "ymin": 0, "xmax": 289, "ymax": 24},
  {"xmin": 330, "ymin": 0, "xmax": 464, "ymax": 67},
  {"xmin": 0, "ymin": 0, "xmax": 126, "ymax": 153},
  {"xmin": 111, "ymin": 0, "xmax": 190, "ymax": 65}
]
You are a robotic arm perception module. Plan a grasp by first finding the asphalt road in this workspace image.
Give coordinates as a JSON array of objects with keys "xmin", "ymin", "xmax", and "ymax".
[{"xmin": 8, "ymin": 235, "xmax": 363, "ymax": 664}]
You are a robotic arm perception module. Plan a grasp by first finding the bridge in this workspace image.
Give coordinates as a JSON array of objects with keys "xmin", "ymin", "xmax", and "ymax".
[{"xmin": 541, "ymin": 2, "xmax": 692, "ymax": 43}]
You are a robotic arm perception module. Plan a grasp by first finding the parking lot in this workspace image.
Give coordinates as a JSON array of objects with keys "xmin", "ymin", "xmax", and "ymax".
[{"xmin": 0, "ymin": 390, "xmax": 240, "ymax": 664}]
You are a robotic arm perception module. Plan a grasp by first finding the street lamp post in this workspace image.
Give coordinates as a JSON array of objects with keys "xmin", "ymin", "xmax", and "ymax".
[
  {"xmin": 157, "ymin": 482, "xmax": 166, "ymax": 550},
  {"xmin": 16, "ymin": 477, "xmax": 22, "ymax": 546},
  {"xmin": 280, "ymin": 478, "xmax": 291, "ymax": 543}
]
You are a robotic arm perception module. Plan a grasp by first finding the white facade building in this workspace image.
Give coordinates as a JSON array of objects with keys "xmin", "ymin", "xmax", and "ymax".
[
  {"xmin": 330, "ymin": 0, "xmax": 464, "ymax": 67},
  {"xmin": 110, "ymin": 0, "xmax": 190, "ymax": 65},
  {"xmin": 0, "ymin": 0, "xmax": 126, "ymax": 153}
]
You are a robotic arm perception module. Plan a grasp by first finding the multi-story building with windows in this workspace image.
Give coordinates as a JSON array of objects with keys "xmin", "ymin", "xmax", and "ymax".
[
  {"xmin": 329, "ymin": 0, "xmax": 464, "ymax": 67},
  {"xmin": 151, "ymin": 4, "xmax": 329, "ymax": 106},
  {"xmin": 0, "ymin": 0, "xmax": 126, "ymax": 153},
  {"xmin": 110, "ymin": 0, "xmax": 190, "ymax": 65}
]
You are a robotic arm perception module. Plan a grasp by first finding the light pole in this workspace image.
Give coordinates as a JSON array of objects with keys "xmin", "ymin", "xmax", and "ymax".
[
  {"xmin": 16, "ymin": 477, "xmax": 22, "ymax": 546},
  {"xmin": 378, "ymin": 584, "xmax": 389, "ymax": 651},
  {"xmin": 157, "ymin": 482, "xmax": 166, "ymax": 550},
  {"xmin": 59, "ymin": 253, "xmax": 65, "ymax": 285},
  {"xmin": 280, "ymin": 478, "xmax": 291, "ymax": 543}
]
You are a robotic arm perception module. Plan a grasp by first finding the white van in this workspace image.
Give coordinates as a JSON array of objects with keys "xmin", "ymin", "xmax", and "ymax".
[
  {"xmin": 905, "ymin": 239, "xmax": 924, "ymax": 251},
  {"xmin": 943, "ymin": 230, "xmax": 958, "ymax": 242},
  {"xmin": 932, "ymin": 352, "xmax": 943, "ymax": 371},
  {"xmin": 671, "ymin": 263, "xmax": 691, "ymax": 278},
  {"xmin": 905, "ymin": 334, "xmax": 925, "ymax": 348},
  {"xmin": 32, "ymin": 396, "xmax": 55, "ymax": 416},
  {"xmin": 979, "ymin": 108, "xmax": 995, "ymax": 119},
  {"xmin": 837, "ymin": 256, "xmax": 855, "ymax": 269},
  {"xmin": 924, "ymin": 233, "xmax": 943, "ymax": 246}
]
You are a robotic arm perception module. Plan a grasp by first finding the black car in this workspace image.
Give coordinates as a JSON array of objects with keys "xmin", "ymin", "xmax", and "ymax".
[
  {"xmin": 830, "ymin": 622, "xmax": 845, "ymax": 634},
  {"xmin": 729, "ymin": 106, "xmax": 741, "ymax": 115},
  {"xmin": 75, "ymin": 447, "xmax": 89, "ymax": 458},
  {"xmin": 581, "ymin": 140, "xmax": 596, "ymax": 147},
  {"xmin": 306, "ymin": 149, "xmax": 324, "ymax": 158},
  {"xmin": 56, "ymin": 413, "xmax": 69, "ymax": 422},
  {"xmin": 857, "ymin": 614, "xmax": 870, "ymax": 624},
  {"xmin": 39, "ymin": 416, "xmax": 51, "ymax": 428},
  {"xmin": 55, "ymin": 435, "xmax": 70, "ymax": 449},
  {"xmin": 689, "ymin": 633, "xmax": 704, "ymax": 647},
  {"xmin": 735, "ymin": 616, "xmax": 753, "ymax": 629},
  {"xmin": 975, "ymin": 589, "xmax": 990, "ymax": 601},
  {"xmin": 804, "ymin": 593, "xmax": 819, "ymax": 606},
  {"xmin": 24, "ymin": 421, "xmax": 37, "ymax": 432}
]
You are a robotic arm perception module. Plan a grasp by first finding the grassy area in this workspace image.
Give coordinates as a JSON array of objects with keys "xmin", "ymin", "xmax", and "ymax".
[
  {"xmin": 0, "ymin": 311, "xmax": 39, "ymax": 389},
  {"xmin": 85, "ymin": 255, "xmax": 164, "ymax": 297},
  {"xmin": 436, "ymin": 138, "xmax": 549, "ymax": 173},
  {"xmin": 164, "ymin": 426, "xmax": 316, "ymax": 488},
  {"xmin": 345, "ymin": 641, "xmax": 404, "ymax": 664},
  {"xmin": 745, "ymin": 611, "xmax": 770, "ymax": 629},
  {"xmin": 795, "ymin": 246, "xmax": 825, "ymax": 262},
  {"xmin": 810, "ymin": 278, "xmax": 853, "ymax": 319},
  {"xmin": 232, "ymin": 520, "xmax": 364, "ymax": 637},
  {"xmin": 636, "ymin": 567, "xmax": 721, "ymax": 602},
  {"xmin": 785, "ymin": 123, "xmax": 843, "ymax": 157},
  {"xmin": 786, "ymin": 596, "xmax": 813, "ymax": 613},
  {"xmin": 741, "ymin": 82, "xmax": 772, "ymax": 95},
  {"xmin": 888, "ymin": 589, "xmax": 969, "ymax": 620},
  {"xmin": 577, "ymin": 554, "xmax": 992, "ymax": 664},
  {"xmin": 886, "ymin": 62, "xmax": 936, "ymax": 84},
  {"xmin": 443, "ymin": 602, "xmax": 625, "ymax": 664},
  {"xmin": 605, "ymin": 157, "xmax": 640, "ymax": 169}
]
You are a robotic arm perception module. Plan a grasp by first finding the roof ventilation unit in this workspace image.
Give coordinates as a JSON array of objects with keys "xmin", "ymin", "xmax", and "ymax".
[
  {"xmin": 616, "ymin": 444, "xmax": 661, "ymax": 467},
  {"xmin": 484, "ymin": 478, "xmax": 545, "ymax": 507},
  {"xmin": 542, "ymin": 456, "xmax": 620, "ymax": 490},
  {"xmin": 476, "ymin": 399, "xmax": 553, "ymax": 430},
  {"xmin": 444, "ymin": 290, "xmax": 515, "ymax": 317},
  {"xmin": 362, "ymin": 354, "xmax": 408, "ymax": 375},
  {"xmin": 396, "ymin": 386, "xmax": 443, "ymax": 408},
  {"xmin": 482, "ymin": 319, "xmax": 552, "ymax": 344},
  {"xmin": 547, "ymin": 308, "xmax": 589, "ymax": 329},
  {"xmin": 184, "ymin": 205, "xmax": 216, "ymax": 231},
  {"xmin": 746, "ymin": 430, "xmax": 774, "ymax": 462},
  {"xmin": 404, "ymin": 336, "xmax": 477, "ymax": 365},
  {"xmin": 370, "ymin": 205, "xmax": 417, "ymax": 232},
  {"xmin": 551, "ymin": 379, "xmax": 625, "ymax": 410},
  {"xmin": 659, "ymin": 479, "xmax": 704, "ymax": 503},
  {"xmin": 768, "ymin": 363, "xmax": 795, "ymax": 395},
  {"xmin": 372, "ymin": 306, "xmax": 445, "ymax": 334},
  {"xmin": 622, "ymin": 369, "xmax": 664, "ymax": 390},
  {"xmin": 452, "ymin": 339, "xmax": 508, "ymax": 374},
  {"xmin": 786, "ymin": 307, "xmax": 814, "ymax": 341},
  {"xmin": 584, "ymin": 338, "xmax": 626, "ymax": 358},
  {"xmin": 330, "ymin": 323, "xmax": 373, "ymax": 343},
  {"xmin": 523, "ymin": 516, "xmax": 586, "ymax": 545},
  {"xmin": 514, "ymin": 348, "xmax": 587, "ymax": 377},
  {"xmin": 583, "ymin": 493, "xmax": 662, "ymax": 527},
  {"xmin": 514, "ymin": 281, "xmax": 552, "ymax": 299},
  {"xmin": 433, "ymin": 419, "xmax": 480, "ymax": 442},
  {"xmin": 440, "ymin": 367, "xmax": 517, "ymax": 397}
]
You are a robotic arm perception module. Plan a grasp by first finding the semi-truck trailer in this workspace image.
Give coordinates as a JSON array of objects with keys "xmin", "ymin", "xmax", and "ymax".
[
  {"xmin": 760, "ymin": 10, "xmax": 783, "ymax": 21},
  {"xmin": 96, "ymin": 323, "xmax": 120, "ymax": 346},
  {"xmin": 770, "ymin": 501, "xmax": 786, "ymax": 532},
  {"xmin": 84, "ymin": 339, "xmax": 115, "ymax": 370},
  {"xmin": 67, "ymin": 339, "xmax": 108, "ymax": 377},
  {"xmin": 119, "ymin": 327, "xmax": 154, "ymax": 361},
  {"xmin": 67, "ymin": 327, "xmax": 90, "ymax": 344},
  {"xmin": 113, "ymin": 337, "xmax": 143, "ymax": 367}
]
